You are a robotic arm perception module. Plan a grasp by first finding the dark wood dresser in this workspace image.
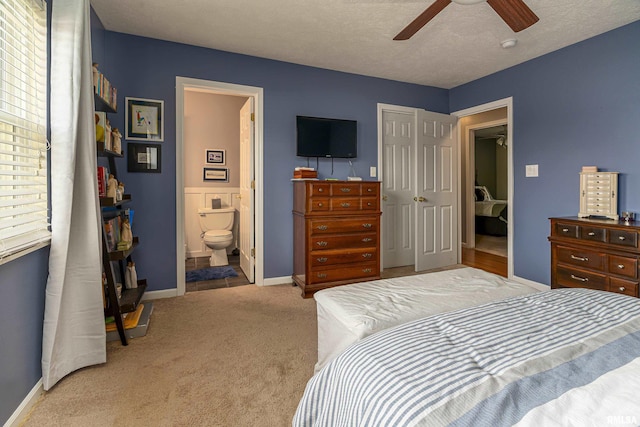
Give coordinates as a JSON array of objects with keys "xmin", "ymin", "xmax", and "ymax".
[
  {"xmin": 549, "ymin": 217, "xmax": 640, "ymax": 297},
  {"xmin": 292, "ymin": 180, "xmax": 381, "ymax": 298}
]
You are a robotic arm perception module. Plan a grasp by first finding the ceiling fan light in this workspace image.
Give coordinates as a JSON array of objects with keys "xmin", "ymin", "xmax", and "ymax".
[{"xmin": 451, "ymin": 0, "xmax": 486, "ymax": 5}]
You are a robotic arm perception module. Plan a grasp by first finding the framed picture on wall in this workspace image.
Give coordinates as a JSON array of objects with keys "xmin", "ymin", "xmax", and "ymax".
[
  {"xmin": 203, "ymin": 167, "xmax": 228, "ymax": 182},
  {"xmin": 125, "ymin": 97, "xmax": 164, "ymax": 141},
  {"xmin": 127, "ymin": 143, "xmax": 161, "ymax": 173},
  {"xmin": 206, "ymin": 149, "xmax": 225, "ymax": 165}
]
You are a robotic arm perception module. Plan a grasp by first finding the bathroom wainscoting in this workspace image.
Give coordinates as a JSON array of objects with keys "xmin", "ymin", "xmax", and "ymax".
[{"xmin": 185, "ymin": 186, "xmax": 240, "ymax": 258}]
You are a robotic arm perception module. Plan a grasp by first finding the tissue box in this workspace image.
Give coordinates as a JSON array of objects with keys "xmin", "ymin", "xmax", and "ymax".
[{"xmin": 211, "ymin": 198, "xmax": 221, "ymax": 209}]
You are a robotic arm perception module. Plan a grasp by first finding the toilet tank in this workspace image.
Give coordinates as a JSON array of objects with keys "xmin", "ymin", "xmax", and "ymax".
[{"xmin": 197, "ymin": 207, "xmax": 235, "ymax": 231}]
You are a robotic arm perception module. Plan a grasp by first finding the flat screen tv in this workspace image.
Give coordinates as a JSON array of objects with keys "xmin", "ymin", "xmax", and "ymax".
[{"xmin": 296, "ymin": 116, "xmax": 357, "ymax": 158}]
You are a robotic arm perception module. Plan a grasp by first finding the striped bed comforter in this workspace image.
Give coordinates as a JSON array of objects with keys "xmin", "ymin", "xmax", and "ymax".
[{"xmin": 293, "ymin": 288, "xmax": 640, "ymax": 426}]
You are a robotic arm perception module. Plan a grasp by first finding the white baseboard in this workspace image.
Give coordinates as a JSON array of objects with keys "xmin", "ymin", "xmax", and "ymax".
[
  {"xmin": 4, "ymin": 379, "xmax": 43, "ymax": 427},
  {"xmin": 141, "ymin": 289, "xmax": 178, "ymax": 301},
  {"xmin": 261, "ymin": 275, "xmax": 293, "ymax": 287},
  {"xmin": 512, "ymin": 275, "xmax": 549, "ymax": 291}
]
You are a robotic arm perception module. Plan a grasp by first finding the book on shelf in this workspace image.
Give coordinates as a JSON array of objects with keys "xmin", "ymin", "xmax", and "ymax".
[
  {"xmin": 103, "ymin": 217, "xmax": 121, "ymax": 252},
  {"xmin": 97, "ymin": 166, "xmax": 107, "ymax": 197}
]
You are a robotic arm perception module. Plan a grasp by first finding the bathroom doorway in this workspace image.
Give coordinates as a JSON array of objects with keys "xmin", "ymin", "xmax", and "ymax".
[{"xmin": 176, "ymin": 77, "xmax": 264, "ymax": 296}]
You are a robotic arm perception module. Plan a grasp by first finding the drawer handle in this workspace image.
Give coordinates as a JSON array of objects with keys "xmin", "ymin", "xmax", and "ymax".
[
  {"xmin": 362, "ymin": 223, "xmax": 372, "ymax": 228},
  {"xmin": 562, "ymin": 228, "xmax": 570, "ymax": 233},
  {"xmin": 362, "ymin": 253, "xmax": 372, "ymax": 258},
  {"xmin": 619, "ymin": 286, "xmax": 626, "ymax": 292},
  {"xmin": 570, "ymin": 255, "xmax": 589, "ymax": 262},
  {"xmin": 619, "ymin": 236, "xmax": 626, "ymax": 241},
  {"xmin": 318, "ymin": 188, "xmax": 324, "ymax": 192},
  {"xmin": 341, "ymin": 202, "xmax": 351, "ymax": 208},
  {"xmin": 318, "ymin": 203, "xmax": 323, "ymax": 207},
  {"xmin": 317, "ymin": 225, "xmax": 328, "ymax": 230},
  {"xmin": 317, "ymin": 273, "xmax": 327, "ymax": 279},
  {"xmin": 340, "ymin": 188, "xmax": 351, "ymax": 193},
  {"xmin": 316, "ymin": 241, "xmax": 328, "ymax": 247},
  {"xmin": 618, "ymin": 264, "xmax": 625, "ymax": 269},
  {"xmin": 570, "ymin": 274, "xmax": 589, "ymax": 282},
  {"xmin": 588, "ymin": 232, "xmax": 596, "ymax": 236},
  {"xmin": 362, "ymin": 268, "xmax": 372, "ymax": 273},
  {"xmin": 317, "ymin": 257, "xmax": 328, "ymax": 263},
  {"xmin": 367, "ymin": 202, "xmax": 373, "ymax": 206},
  {"xmin": 367, "ymin": 188, "xmax": 373, "ymax": 192},
  {"xmin": 362, "ymin": 238, "xmax": 373, "ymax": 243}
]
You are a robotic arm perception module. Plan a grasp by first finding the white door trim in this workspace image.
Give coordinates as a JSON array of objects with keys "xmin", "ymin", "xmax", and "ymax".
[
  {"xmin": 176, "ymin": 77, "xmax": 264, "ymax": 295},
  {"xmin": 452, "ymin": 97, "xmax": 514, "ymax": 278}
]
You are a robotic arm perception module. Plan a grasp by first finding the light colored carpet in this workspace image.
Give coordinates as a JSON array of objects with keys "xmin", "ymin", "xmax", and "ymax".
[{"xmin": 22, "ymin": 284, "xmax": 317, "ymax": 426}]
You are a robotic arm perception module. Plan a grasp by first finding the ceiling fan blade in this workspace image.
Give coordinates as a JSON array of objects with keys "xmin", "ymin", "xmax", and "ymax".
[
  {"xmin": 394, "ymin": 0, "xmax": 451, "ymax": 41},
  {"xmin": 486, "ymin": 0, "xmax": 539, "ymax": 32}
]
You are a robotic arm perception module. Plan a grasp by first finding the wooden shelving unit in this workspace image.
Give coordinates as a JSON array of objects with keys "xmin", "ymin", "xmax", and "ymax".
[{"xmin": 95, "ymin": 71, "xmax": 149, "ymax": 345}]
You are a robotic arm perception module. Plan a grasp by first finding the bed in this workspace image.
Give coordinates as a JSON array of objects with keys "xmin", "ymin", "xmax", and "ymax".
[
  {"xmin": 475, "ymin": 185, "xmax": 508, "ymax": 236},
  {"xmin": 313, "ymin": 267, "xmax": 538, "ymax": 372},
  {"xmin": 294, "ymin": 288, "xmax": 640, "ymax": 426}
]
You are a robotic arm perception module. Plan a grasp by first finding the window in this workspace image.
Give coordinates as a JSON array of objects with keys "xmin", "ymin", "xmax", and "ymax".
[{"xmin": 0, "ymin": 0, "xmax": 49, "ymax": 263}]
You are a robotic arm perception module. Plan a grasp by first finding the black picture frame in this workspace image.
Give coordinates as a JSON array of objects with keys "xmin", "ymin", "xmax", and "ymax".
[
  {"xmin": 203, "ymin": 167, "xmax": 228, "ymax": 182},
  {"xmin": 127, "ymin": 143, "xmax": 161, "ymax": 173},
  {"xmin": 125, "ymin": 97, "xmax": 164, "ymax": 141}
]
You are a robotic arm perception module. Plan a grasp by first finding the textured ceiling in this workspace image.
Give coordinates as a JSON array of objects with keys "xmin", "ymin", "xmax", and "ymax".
[{"xmin": 90, "ymin": 0, "xmax": 640, "ymax": 89}]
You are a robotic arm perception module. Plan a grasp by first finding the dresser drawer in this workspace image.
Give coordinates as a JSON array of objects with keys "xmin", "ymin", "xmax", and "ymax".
[
  {"xmin": 608, "ymin": 255, "xmax": 638, "ymax": 279},
  {"xmin": 332, "ymin": 183, "xmax": 360, "ymax": 196},
  {"xmin": 309, "ymin": 248, "xmax": 377, "ymax": 267},
  {"xmin": 307, "ymin": 262, "xmax": 377, "ymax": 285},
  {"xmin": 307, "ymin": 198, "xmax": 330, "ymax": 212},
  {"xmin": 557, "ymin": 246, "xmax": 605, "ymax": 271},
  {"xmin": 608, "ymin": 229, "xmax": 638, "ymax": 248},
  {"xmin": 361, "ymin": 183, "xmax": 379, "ymax": 196},
  {"xmin": 361, "ymin": 197, "xmax": 378, "ymax": 211},
  {"xmin": 309, "ymin": 182, "xmax": 331, "ymax": 196},
  {"xmin": 309, "ymin": 218, "xmax": 378, "ymax": 235},
  {"xmin": 556, "ymin": 266, "xmax": 607, "ymax": 291},
  {"xmin": 311, "ymin": 233, "xmax": 377, "ymax": 250},
  {"xmin": 579, "ymin": 226, "xmax": 606, "ymax": 243},
  {"xmin": 609, "ymin": 277, "xmax": 639, "ymax": 297},
  {"xmin": 555, "ymin": 223, "xmax": 578, "ymax": 238}
]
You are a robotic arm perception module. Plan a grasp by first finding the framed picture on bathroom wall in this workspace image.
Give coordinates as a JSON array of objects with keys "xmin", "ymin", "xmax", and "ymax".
[
  {"xmin": 203, "ymin": 167, "xmax": 228, "ymax": 182},
  {"xmin": 206, "ymin": 149, "xmax": 225, "ymax": 165}
]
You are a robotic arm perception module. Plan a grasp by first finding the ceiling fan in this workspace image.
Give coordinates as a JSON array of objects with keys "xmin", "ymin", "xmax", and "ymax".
[{"xmin": 394, "ymin": 0, "xmax": 539, "ymax": 41}]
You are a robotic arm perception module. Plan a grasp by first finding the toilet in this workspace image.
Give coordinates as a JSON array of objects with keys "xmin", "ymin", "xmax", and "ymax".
[{"xmin": 197, "ymin": 206, "xmax": 236, "ymax": 266}]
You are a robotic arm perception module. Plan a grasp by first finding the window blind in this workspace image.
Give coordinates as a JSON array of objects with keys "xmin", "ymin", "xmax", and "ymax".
[{"xmin": 0, "ymin": 0, "xmax": 49, "ymax": 261}]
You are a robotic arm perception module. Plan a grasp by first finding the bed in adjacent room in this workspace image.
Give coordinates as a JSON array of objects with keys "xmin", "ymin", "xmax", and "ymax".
[
  {"xmin": 295, "ymin": 288, "xmax": 640, "ymax": 426},
  {"xmin": 313, "ymin": 267, "xmax": 538, "ymax": 371},
  {"xmin": 475, "ymin": 185, "xmax": 508, "ymax": 236}
]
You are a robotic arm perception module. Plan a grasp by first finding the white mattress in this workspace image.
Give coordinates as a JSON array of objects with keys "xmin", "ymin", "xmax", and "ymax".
[{"xmin": 313, "ymin": 267, "xmax": 539, "ymax": 372}]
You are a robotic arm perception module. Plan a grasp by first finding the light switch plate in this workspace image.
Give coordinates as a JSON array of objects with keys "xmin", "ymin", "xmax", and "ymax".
[
  {"xmin": 370, "ymin": 166, "xmax": 377, "ymax": 178},
  {"xmin": 525, "ymin": 164, "xmax": 539, "ymax": 177}
]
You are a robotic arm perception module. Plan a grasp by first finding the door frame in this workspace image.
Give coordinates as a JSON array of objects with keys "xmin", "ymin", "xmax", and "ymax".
[
  {"xmin": 175, "ymin": 77, "xmax": 264, "ymax": 295},
  {"xmin": 464, "ymin": 118, "xmax": 508, "ymax": 250},
  {"xmin": 452, "ymin": 97, "xmax": 514, "ymax": 278}
]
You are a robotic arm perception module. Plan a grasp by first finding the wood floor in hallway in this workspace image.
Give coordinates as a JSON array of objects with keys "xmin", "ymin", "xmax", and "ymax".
[{"xmin": 462, "ymin": 247, "xmax": 507, "ymax": 277}]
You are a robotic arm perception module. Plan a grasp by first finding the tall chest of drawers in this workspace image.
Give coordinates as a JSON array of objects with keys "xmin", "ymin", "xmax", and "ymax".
[
  {"xmin": 292, "ymin": 180, "xmax": 381, "ymax": 298},
  {"xmin": 549, "ymin": 217, "xmax": 640, "ymax": 297}
]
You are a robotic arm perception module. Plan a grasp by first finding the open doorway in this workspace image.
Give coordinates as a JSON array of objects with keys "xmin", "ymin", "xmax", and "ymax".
[
  {"xmin": 453, "ymin": 99, "xmax": 512, "ymax": 278},
  {"xmin": 175, "ymin": 77, "xmax": 264, "ymax": 296}
]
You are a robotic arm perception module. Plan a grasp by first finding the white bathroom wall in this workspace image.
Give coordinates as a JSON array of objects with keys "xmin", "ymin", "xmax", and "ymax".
[{"xmin": 185, "ymin": 187, "xmax": 240, "ymax": 258}]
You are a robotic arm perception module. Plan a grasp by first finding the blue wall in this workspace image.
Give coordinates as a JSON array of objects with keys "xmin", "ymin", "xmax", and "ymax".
[
  {"xmin": 450, "ymin": 21, "xmax": 640, "ymax": 284},
  {"xmin": 0, "ymin": 248, "xmax": 49, "ymax": 424},
  {"xmin": 99, "ymin": 31, "xmax": 448, "ymax": 290}
]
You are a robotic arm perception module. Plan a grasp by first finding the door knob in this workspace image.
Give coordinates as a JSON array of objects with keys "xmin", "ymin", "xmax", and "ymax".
[
  {"xmin": 413, "ymin": 196, "xmax": 426, "ymax": 202},
  {"xmin": 382, "ymin": 195, "xmax": 388, "ymax": 201}
]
